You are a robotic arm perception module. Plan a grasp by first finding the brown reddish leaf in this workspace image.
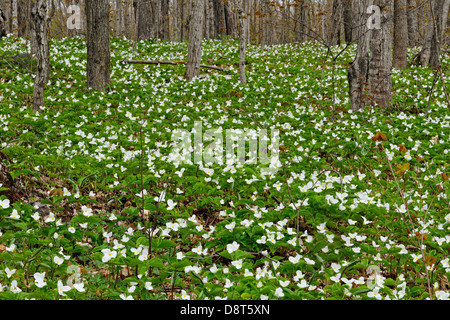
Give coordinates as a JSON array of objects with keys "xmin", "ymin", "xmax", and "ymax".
[
  {"xmin": 398, "ymin": 144, "xmax": 408, "ymax": 153},
  {"xmin": 415, "ymin": 231, "xmax": 428, "ymax": 241},
  {"xmin": 423, "ymin": 255, "xmax": 436, "ymax": 266},
  {"xmin": 441, "ymin": 173, "xmax": 450, "ymax": 181},
  {"xmin": 372, "ymin": 132, "xmax": 387, "ymax": 142},
  {"xmin": 0, "ymin": 244, "xmax": 6, "ymax": 253}
]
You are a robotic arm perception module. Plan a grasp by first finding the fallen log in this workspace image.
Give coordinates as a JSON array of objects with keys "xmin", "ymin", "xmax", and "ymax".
[{"xmin": 119, "ymin": 60, "xmax": 226, "ymax": 72}]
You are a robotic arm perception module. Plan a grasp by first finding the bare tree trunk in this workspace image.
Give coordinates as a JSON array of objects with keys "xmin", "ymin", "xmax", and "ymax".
[
  {"xmin": 116, "ymin": 0, "xmax": 124, "ymax": 36},
  {"xmin": 137, "ymin": 0, "xmax": 154, "ymax": 40},
  {"xmin": 0, "ymin": 7, "xmax": 7, "ymax": 38},
  {"xmin": 407, "ymin": 0, "xmax": 419, "ymax": 47},
  {"xmin": 393, "ymin": 0, "xmax": 408, "ymax": 69},
  {"xmin": 343, "ymin": 0, "xmax": 353, "ymax": 43},
  {"xmin": 184, "ymin": 0, "xmax": 204, "ymax": 80},
  {"xmin": 429, "ymin": 0, "xmax": 450, "ymax": 69},
  {"xmin": 348, "ymin": 0, "xmax": 371, "ymax": 111},
  {"xmin": 0, "ymin": 0, "xmax": 10, "ymax": 36},
  {"xmin": 11, "ymin": 0, "xmax": 18, "ymax": 35},
  {"xmin": 328, "ymin": 0, "xmax": 343, "ymax": 46},
  {"xmin": 419, "ymin": 0, "xmax": 450, "ymax": 67},
  {"xmin": 86, "ymin": 0, "xmax": 111, "ymax": 91},
  {"xmin": 419, "ymin": 2, "xmax": 434, "ymax": 65},
  {"xmin": 224, "ymin": 0, "xmax": 237, "ymax": 37},
  {"xmin": 369, "ymin": 0, "xmax": 393, "ymax": 108},
  {"xmin": 213, "ymin": 0, "xmax": 226, "ymax": 37},
  {"xmin": 294, "ymin": 0, "xmax": 307, "ymax": 43},
  {"xmin": 237, "ymin": 0, "xmax": 246, "ymax": 84},
  {"xmin": 31, "ymin": 0, "xmax": 49, "ymax": 112},
  {"xmin": 173, "ymin": 0, "xmax": 179, "ymax": 40},
  {"xmin": 154, "ymin": 0, "xmax": 161, "ymax": 40},
  {"xmin": 181, "ymin": 0, "xmax": 188, "ymax": 40}
]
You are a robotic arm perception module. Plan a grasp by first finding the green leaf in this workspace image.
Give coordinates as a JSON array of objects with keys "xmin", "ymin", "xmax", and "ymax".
[{"xmin": 147, "ymin": 257, "xmax": 165, "ymax": 269}]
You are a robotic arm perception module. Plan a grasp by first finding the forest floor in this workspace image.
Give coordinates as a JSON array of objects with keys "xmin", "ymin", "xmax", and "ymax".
[{"xmin": 0, "ymin": 35, "xmax": 450, "ymax": 300}]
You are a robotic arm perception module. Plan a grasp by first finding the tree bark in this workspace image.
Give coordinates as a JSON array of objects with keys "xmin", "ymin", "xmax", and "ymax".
[
  {"xmin": 184, "ymin": 0, "xmax": 204, "ymax": 80},
  {"xmin": 348, "ymin": 0, "xmax": 371, "ymax": 111},
  {"xmin": 86, "ymin": 0, "xmax": 111, "ymax": 91},
  {"xmin": 0, "ymin": 7, "xmax": 7, "ymax": 38},
  {"xmin": 419, "ymin": 0, "xmax": 450, "ymax": 68},
  {"xmin": 11, "ymin": 0, "xmax": 18, "ymax": 35},
  {"xmin": 368, "ymin": 0, "xmax": 393, "ymax": 108},
  {"xmin": 393, "ymin": 0, "xmax": 408, "ymax": 69},
  {"xmin": 31, "ymin": 0, "xmax": 49, "ymax": 112},
  {"xmin": 137, "ymin": 0, "xmax": 154, "ymax": 40},
  {"xmin": 429, "ymin": 0, "xmax": 450, "ymax": 69},
  {"xmin": 224, "ymin": 0, "xmax": 237, "ymax": 37},
  {"xmin": 343, "ymin": 0, "xmax": 353, "ymax": 43},
  {"xmin": 328, "ymin": 0, "xmax": 343, "ymax": 46},
  {"xmin": 237, "ymin": 0, "xmax": 246, "ymax": 84},
  {"xmin": 407, "ymin": 0, "xmax": 419, "ymax": 47},
  {"xmin": 213, "ymin": 0, "xmax": 226, "ymax": 37}
]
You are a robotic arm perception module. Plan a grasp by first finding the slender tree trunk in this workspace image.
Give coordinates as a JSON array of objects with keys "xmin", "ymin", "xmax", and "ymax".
[
  {"xmin": 173, "ymin": 0, "xmax": 179, "ymax": 40},
  {"xmin": 184, "ymin": 0, "xmax": 204, "ymax": 80},
  {"xmin": 407, "ymin": 0, "xmax": 419, "ymax": 47},
  {"xmin": 419, "ymin": 2, "xmax": 434, "ymax": 65},
  {"xmin": 224, "ymin": 0, "xmax": 237, "ymax": 37},
  {"xmin": 86, "ymin": 0, "xmax": 111, "ymax": 91},
  {"xmin": 0, "ymin": 0, "xmax": 10, "ymax": 36},
  {"xmin": 213, "ymin": 0, "xmax": 226, "ymax": 36},
  {"xmin": 237, "ymin": 0, "xmax": 246, "ymax": 84},
  {"xmin": 328, "ymin": 0, "xmax": 343, "ymax": 46},
  {"xmin": 393, "ymin": 0, "xmax": 408, "ymax": 69},
  {"xmin": 31, "ymin": 0, "xmax": 49, "ymax": 112},
  {"xmin": 343, "ymin": 0, "xmax": 353, "ymax": 43},
  {"xmin": 429, "ymin": 0, "xmax": 450, "ymax": 69},
  {"xmin": 0, "ymin": 7, "xmax": 7, "ymax": 38},
  {"xmin": 11, "ymin": 0, "xmax": 18, "ymax": 35},
  {"xmin": 419, "ymin": 0, "xmax": 450, "ymax": 67},
  {"xmin": 348, "ymin": 0, "xmax": 371, "ymax": 111},
  {"xmin": 137, "ymin": 0, "xmax": 154, "ymax": 40},
  {"xmin": 116, "ymin": 0, "xmax": 124, "ymax": 36},
  {"xmin": 369, "ymin": 0, "xmax": 393, "ymax": 108}
]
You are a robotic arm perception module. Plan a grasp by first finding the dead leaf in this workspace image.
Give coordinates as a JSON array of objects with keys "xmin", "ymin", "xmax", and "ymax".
[
  {"xmin": 431, "ymin": 135, "xmax": 439, "ymax": 145},
  {"xmin": 372, "ymin": 132, "xmax": 387, "ymax": 142}
]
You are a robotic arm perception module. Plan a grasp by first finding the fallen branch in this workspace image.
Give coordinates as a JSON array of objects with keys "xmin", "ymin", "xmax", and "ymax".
[{"xmin": 119, "ymin": 60, "xmax": 226, "ymax": 72}]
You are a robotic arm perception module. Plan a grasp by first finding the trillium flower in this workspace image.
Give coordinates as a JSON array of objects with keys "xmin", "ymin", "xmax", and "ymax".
[
  {"xmin": 120, "ymin": 294, "xmax": 134, "ymax": 300},
  {"xmin": 367, "ymin": 287, "xmax": 382, "ymax": 300},
  {"xmin": 0, "ymin": 198, "xmax": 10, "ymax": 209},
  {"xmin": 57, "ymin": 280, "xmax": 71, "ymax": 296},
  {"xmin": 74, "ymin": 282, "xmax": 85, "ymax": 292},
  {"xmin": 33, "ymin": 272, "xmax": 47, "ymax": 288},
  {"xmin": 288, "ymin": 254, "xmax": 302, "ymax": 264},
  {"xmin": 180, "ymin": 290, "xmax": 190, "ymax": 300},
  {"xmin": 166, "ymin": 199, "xmax": 177, "ymax": 210},
  {"xmin": 5, "ymin": 267, "xmax": 16, "ymax": 278},
  {"xmin": 45, "ymin": 212, "xmax": 55, "ymax": 223},
  {"xmin": 53, "ymin": 256, "xmax": 64, "ymax": 266},
  {"xmin": 31, "ymin": 212, "xmax": 40, "ymax": 221},
  {"xmin": 226, "ymin": 241, "xmax": 239, "ymax": 254},
  {"xmin": 274, "ymin": 287, "xmax": 284, "ymax": 298},
  {"xmin": 9, "ymin": 209, "xmax": 20, "ymax": 219},
  {"xmin": 81, "ymin": 206, "xmax": 92, "ymax": 217},
  {"xmin": 166, "ymin": 222, "xmax": 180, "ymax": 232},
  {"xmin": 101, "ymin": 248, "xmax": 117, "ymax": 263},
  {"xmin": 145, "ymin": 282, "xmax": 153, "ymax": 290},
  {"xmin": 231, "ymin": 259, "xmax": 243, "ymax": 269},
  {"xmin": 10, "ymin": 280, "xmax": 21, "ymax": 293}
]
